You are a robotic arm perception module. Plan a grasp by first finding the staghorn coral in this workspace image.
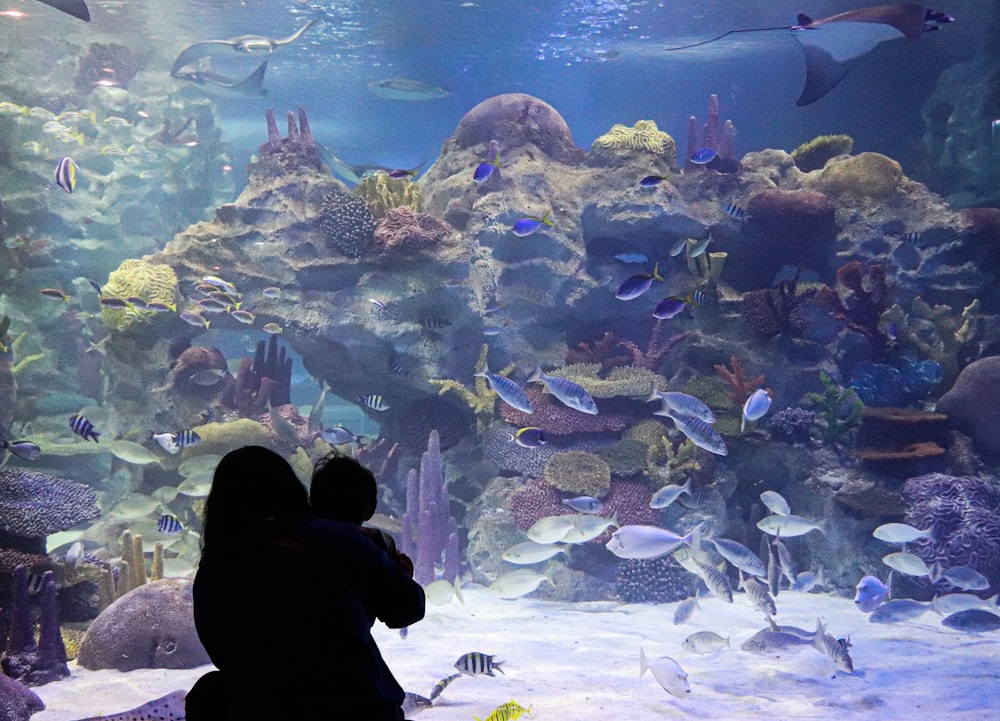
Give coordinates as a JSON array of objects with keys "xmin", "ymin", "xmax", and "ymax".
[
  {"xmin": 592, "ymin": 120, "xmax": 676, "ymax": 164},
  {"xmin": 317, "ymin": 187, "xmax": 377, "ymax": 258},
  {"xmin": 373, "ymin": 207, "xmax": 455, "ymax": 251},
  {"xmin": 790, "ymin": 134, "xmax": 854, "ymax": 172},
  {"xmin": 618, "ymin": 325, "xmax": 691, "ymax": 371},
  {"xmin": 881, "ymin": 298, "xmax": 983, "ymax": 387},
  {"xmin": 613, "ymin": 556, "xmax": 698, "ymax": 604},
  {"xmin": 100, "ymin": 259, "xmax": 178, "ymax": 333},
  {"xmin": 543, "ymin": 451, "xmax": 611, "ymax": 497},
  {"xmin": 714, "ymin": 355, "xmax": 765, "ymax": 406},
  {"xmin": 565, "ymin": 331, "xmax": 632, "ymax": 371},
  {"xmin": 354, "ymin": 172, "xmax": 422, "ymax": 217}
]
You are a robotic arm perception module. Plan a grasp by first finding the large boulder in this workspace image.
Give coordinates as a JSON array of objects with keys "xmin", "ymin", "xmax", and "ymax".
[
  {"xmin": 76, "ymin": 578, "xmax": 209, "ymax": 671},
  {"xmin": 937, "ymin": 356, "xmax": 1000, "ymax": 453}
]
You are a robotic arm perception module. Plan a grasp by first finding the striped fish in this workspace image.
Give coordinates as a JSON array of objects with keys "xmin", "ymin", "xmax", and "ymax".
[
  {"xmin": 655, "ymin": 409, "xmax": 728, "ymax": 455},
  {"xmin": 474, "ymin": 364, "xmax": 533, "ymax": 414},
  {"xmin": 766, "ymin": 539, "xmax": 781, "ymax": 596},
  {"xmin": 773, "ymin": 533, "xmax": 798, "ymax": 583},
  {"xmin": 157, "ymin": 514, "xmax": 184, "ymax": 535},
  {"xmin": 723, "ymin": 202, "xmax": 748, "ymax": 222},
  {"xmin": 740, "ymin": 573, "xmax": 777, "ymax": 616},
  {"xmin": 814, "ymin": 629, "xmax": 854, "ymax": 672},
  {"xmin": 172, "ymin": 429, "xmax": 201, "ymax": 449},
  {"xmin": 692, "ymin": 557, "xmax": 733, "ymax": 603},
  {"xmin": 476, "ymin": 700, "xmax": 532, "ymax": 721},
  {"xmin": 358, "ymin": 394, "xmax": 390, "ymax": 411},
  {"xmin": 710, "ymin": 537, "xmax": 767, "ymax": 577},
  {"xmin": 429, "ymin": 672, "xmax": 461, "ymax": 701},
  {"xmin": 527, "ymin": 366, "xmax": 598, "ymax": 414},
  {"xmin": 902, "ymin": 231, "xmax": 923, "ymax": 246},
  {"xmin": 69, "ymin": 413, "xmax": 100, "ymax": 442},
  {"xmin": 54, "ymin": 155, "xmax": 77, "ymax": 193},
  {"xmin": 454, "ymin": 651, "xmax": 505, "ymax": 677},
  {"xmin": 648, "ymin": 389, "xmax": 715, "ymax": 423}
]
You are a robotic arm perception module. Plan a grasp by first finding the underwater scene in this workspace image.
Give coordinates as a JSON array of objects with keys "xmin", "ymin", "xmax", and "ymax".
[{"xmin": 1, "ymin": 0, "xmax": 1000, "ymax": 718}]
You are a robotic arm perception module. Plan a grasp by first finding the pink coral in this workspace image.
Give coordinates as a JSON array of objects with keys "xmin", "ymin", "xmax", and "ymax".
[
  {"xmin": 373, "ymin": 207, "xmax": 454, "ymax": 251},
  {"xmin": 499, "ymin": 386, "xmax": 632, "ymax": 436}
]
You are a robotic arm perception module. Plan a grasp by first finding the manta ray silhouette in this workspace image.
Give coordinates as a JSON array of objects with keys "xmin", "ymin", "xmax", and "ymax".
[
  {"xmin": 664, "ymin": 3, "xmax": 954, "ymax": 106},
  {"xmin": 33, "ymin": 0, "xmax": 90, "ymax": 21}
]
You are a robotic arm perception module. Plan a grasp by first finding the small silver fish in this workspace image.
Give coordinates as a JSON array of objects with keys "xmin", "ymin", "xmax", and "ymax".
[
  {"xmin": 882, "ymin": 551, "xmax": 930, "ymax": 577},
  {"xmin": 672, "ymin": 596, "xmax": 700, "ymax": 625},
  {"xmin": 740, "ymin": 573, "xmax": 777, "ymax": 616},
  {"xmin": 773, "ymin": 533, "xmax": 797, "ymax": 584},
  {"xmin": 648, "ymin": 389, "xmax": 715, "ymax": 423},
  {"xmin": 872, "ymin": 522, "xmax": 933, "ymax": 545},
  {"xmin": 527, "ymin": 366, "xmax": 598, "ymax": 414},
  {"xmin": 941, "ymin": 609, "xmax": 1000, "ymax": 632},
  {"xmin": 869, "ymin": 599, "xmax": 928, "ymax": 623},
  {"xmin": 562, "ymin": 495, "xmax": 603, "ymax": 514},
  {"xmin": 639, "ymin": 647, "xmax": 690, "ymax": 697},
  {"xmin": 741, "ymin": 630, "xmax": 812, "ymax": 655},
  {"xmin": 710, "ymin": 538, "xmax": 767, "ymax": 578},
  {"xmin": 941, "ymin": 566, "xmax": 990, "ymax": 591},
  {"xmin": 605, "ymin": 524, "xmax": 694, "ymax": 559},
  {"xmin": 656, "ymin": 409, "xmax": 728, "ymax": 456},
  {"xmin": 756, "ymin": 514, "xmax": 826, "ymax": 537},
  {"xmin": 682, "ymin": 630, "xmax": 730, "ymax": 654},
  {"xmin": 474, "ymin": 363, "xmax": 533, "ymax": 414},
  {"xmin": 759, "ymin": 490, "xmax": 791, "ymax": 516},
  {"xmin": 692, "ymin": 557, "xmax": 733, "ymax": 603},
  {"xmin": 649, "ymin": 477, "xmax": 692, "ymax": 510}
]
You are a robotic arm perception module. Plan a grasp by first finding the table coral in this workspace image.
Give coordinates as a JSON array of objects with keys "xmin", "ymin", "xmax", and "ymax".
[
  {"xmin": 99, "ymin": 259, "xmax": 178, "ymax": 333},
  {"xmin": 0, "ymin": 469, "xmax": 100, "ymax": 542},
  {"xmin": 373, "ymin": 207, "xmax": 455, "ymax": 251},
  {"xmin": 591, "ymin": 120, "xmax": 676, "ymax": 165}
]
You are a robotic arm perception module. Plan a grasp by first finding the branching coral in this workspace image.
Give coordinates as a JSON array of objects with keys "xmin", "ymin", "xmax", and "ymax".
[
  {"xmin": 803, "ymin": 371, "xmax": 862, "ymax": 444},
  {"xmin": 565, "ymin": 331, "xmax": 632, "ymax": 371},
  {"xmin": 355, "ymin": 172, "xmax": 422, "ymax": 218},
  {"xmin": 714, "ymin": 355, "xmax": 765, "ymax": 406},
  {"xmin": 592, "ymin": 120, "xmax": 676, "ymax": 164},
  {"xmin": 429, "ymin": 345, "xmax": 507, "ymax": 431},
  {"xmin": 618, "ymin": 324, "xmax": 691, "ymax": 371},
  {"xmin": 100, "ymin": 259, "xmax": 179, "ymax": 333},
  {"xmin": 881, "ymin": 298, "xmax": 983, "ymax": 387},
  {"xmin": 373, "ymin": 207, "xmax": 455, "ymax": 251}
]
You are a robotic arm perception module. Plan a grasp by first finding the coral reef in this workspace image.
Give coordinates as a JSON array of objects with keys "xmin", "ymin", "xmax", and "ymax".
[
  {"xmin": 937, "ymin": 356, "xmax": 1000, "ymax": 454},
  {"xmin": 684, "ymin": 93, "xmax": 738, "ymax": 171},
  {"xmin": 542, "ymin": 451, "xmax": 612, "ymax": 497},
  {"xmin": 714, "ymin": 355, "xmax": 765, "ymax": 406},
  {"xmin": 0, "ymin": 673, "xmax": 43, "ymax": 721},
  {"xmin": 317, "ymin": 187, "xmax": 377, "ymax": 258},
  {"xmin": 1, "ymin": 567, "xmax": 69, "ymax": 686},
  {"xmin": 500, "ymin": 385, "xmax": 632, "ymax": 436},
  {"xmin": 167, "ymin": 345, "xmax": 231, "ymax": 405},
  {"xmin": 100, "ymin": 259, "xmax": 179, "ymax": 333},
  {"xmin": 881, "ymin": 298, "xmax": 983, "ymax": 388},
  {"xmin": 849, "ymin": 359, "xmax": 943, "ymax": 407},
  {"xmin": 803, "ymin": 371, "xmax": 863, "ymax": 444},
  {"xmin": 790, "ymin": 134, "xmax": 854, "ymax": 172},
  {"xmin": 613, "ymin": 556, "xmax": 697, "ymax": 604},
  {"xmin": 814, "ymin": 152, "xmax": 904, "ymax": 198},
  {"xmin": 354, "ymin": 172, "xmax": 422, "ymax": 218},
  {"xmin": 253, "ymin": 107, "xmax": 325, "ymax": 178},
  {"xmin": 450, "ymin": 93, "xmax": 583, "ymax": 163},
  {"xmin": 853, "ymin": 406, "xmax": 949, "ymax": 473},
  {"xmin": 373, "ymin": 207, "xmax": 455, "ymax": 251},
  {"xmin": 595, "ymin": 440, "xmax": 649, "ymax": 478},
  {"xmin": 565, "ymin": 331, "xmax": 632, "ymax": 371},
  {"xmin": 0, "ymin": 469, "xmax": 101, "ymax": 554},
  {"xmin": 768, "ymin": 407, "xmax": 817, "ymax": 443},
  {"xmin": 481, "ymin": 424, "xmax": 561, "ymax": 477},
  {"xmin": 591, "ymin": 120, "xmax": 676, "ymax": 165},
  {"xmin": 745, "ymin": 188, "xmax": 836, "ymax": 246},
  {"xmin": 816, "ymin": 261, "xmax": 892, "ymax": 352},
  {"xmin": 903, "ymin": 473, "xmax": 1000, "ymax": 596},
  {"xmin": 76, "ymin": 578, "xmax": 210, "ymax": 671},
  {"xmin": 75, "ymin": 42, "xmax": 148, "ymax": 93},
  {"xmin": 617, "ymin": 326, "xmax": 690, "ymax": 372},
  {"xmin": 233, "ymin": 336, "xmax": 292, "ymax": 416}
]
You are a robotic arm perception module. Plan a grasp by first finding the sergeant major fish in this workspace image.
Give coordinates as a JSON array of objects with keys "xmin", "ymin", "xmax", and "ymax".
[
  {"xmin": 69, "ymin": 413, "xmax": 100, "ymax": 442},
  {"xmin": 454, "ymin": 651, "xmax": 505, "ymax": 676}
]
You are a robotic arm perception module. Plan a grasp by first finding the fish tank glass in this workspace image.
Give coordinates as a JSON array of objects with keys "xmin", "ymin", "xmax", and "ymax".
[{"xmin": 1, "ymin": 1, "xmax": 999, "ymax": 719}]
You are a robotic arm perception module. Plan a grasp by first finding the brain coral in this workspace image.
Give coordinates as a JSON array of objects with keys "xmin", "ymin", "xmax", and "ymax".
[
  {"xmin": 543, "ymin": 451, "xmax": 611, "ymax": 497},
  {"xmin": 317, "ymin": 188, "xmax": 377, "ymax": 258},
  {"xmin": 354, "ymin": 172, "xmax": 422, "ymax": 218},
  {"xmin": 100, "ymin": 259, "xmax": 178, "ymax": 332},
  {"xmin": 591, "ymin": 120, "xmax": 677, "ymax": 166},
  {"xmin": 613, "ymin": 556, "xmax": 697, "ymax": 604},
  {"xmin": 814, "ymin": 152, "xmax": 903, "ymax": 198},
  {"xmin": 373, "ymin": 207, "xmax": 455, "ymax": 251}
]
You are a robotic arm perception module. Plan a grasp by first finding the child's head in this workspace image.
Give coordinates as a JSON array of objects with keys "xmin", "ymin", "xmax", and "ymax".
[{"xmin": 310, "ymin": 451, "xmax": 378, "ymax": 524}]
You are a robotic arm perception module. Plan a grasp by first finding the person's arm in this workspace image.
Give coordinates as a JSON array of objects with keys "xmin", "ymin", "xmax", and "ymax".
[{"xmin": 361, "ymin": 534, "xmax": 425, "ymax": 629}]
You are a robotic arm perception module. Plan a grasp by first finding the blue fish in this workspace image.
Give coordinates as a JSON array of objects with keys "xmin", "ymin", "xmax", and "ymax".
[
  {"xmin": 527, "ymin": 366, "xmax": 598, "ymax": 414},
  {"xmin": 639, "ymin": 174, "xmax": 671, "ymax": 187},
  {"xmin": 54, "ymin": 156, "xmax": 77, "ymax": 193},
  {"xmin": 651, "ymin": 295, "xmax": 688, "ymax": 319},
  {"xmin": 615, "ymin": 263, "xmax": 664, "ymax": 301},
  {"xmin": 689, "ymin": 147, "xmax": 718, "ymax": 165},
  {"xmin": 614, "ymin": 252, "xmax": 649, "ymax": 264},
  {"xmin": 68, "ymin": 413, "xmax": 100, "ymax": 442},
  {"xmin": 741, "ymin": 388, "xmax": 772, "ymax": 432},
  {"xmin": 474, "ymin": 363, "xmax": 533, "ymax": 414},
  {"xmin": 0, "ymin": 439, "xmax": 41, "ymax": 461},
  {"xmin": 854, "ymin": 574, "xmax": 889, "ymax": 613},
  {"xmin": 157, "ymin": 514, "xmax": 184, "ymax": 535},
  {"xmin": 473, "ymin": 151, "xmax": 502, "ymax": 183},
  {"xmin": 508, "ymin": 426, "xmax": 546, "ymax": 448},
  {"xmin": 512, "ymin": 210, "xmax": 553, "ymax": 237},
  {"xmin": 655, "ymin": 408, "xmax": 728, "ymax": 455}
]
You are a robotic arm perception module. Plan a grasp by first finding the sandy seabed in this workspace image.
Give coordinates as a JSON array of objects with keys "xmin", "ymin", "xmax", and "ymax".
[{"xmin": 33, "ymin": 588, "xmax": 1000, "ymax": 720}]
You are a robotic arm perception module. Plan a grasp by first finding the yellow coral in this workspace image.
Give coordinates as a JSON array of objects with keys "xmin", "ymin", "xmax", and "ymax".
[
  {"xmin": 354, "ymin": 172, "xmax": 422, "ymax": 218},
  {"xmin": 543, "ymin": 451, "xmax": 611, "ymax": 497},
  {"xmin": 101, "ymin": 259, "xmax": 179, "ymax": 332},
  {"xmin": 815, "ymin": 152, "xmax": 903, "ymax": 198},
  {"xmin": 11, "ymin": 352, "xmax": 44, "ymax": 375},
  {"xmin": 556, "ymin": 363, "xmax": 667, "ymax": 399},
  {"xmin": 591, "ymin": 120, "xmax": 677, "ymax": 164},
  {"xmin": 791, "ymin": 134, "xmax": 854, "ymax": 172},
  {"xmin": 429, "ymin": 344, "xmax": 513, "ymax": 431},
  {"xmin": 188, "ymin": 419, "xmax": 272, "ymax": 457}
]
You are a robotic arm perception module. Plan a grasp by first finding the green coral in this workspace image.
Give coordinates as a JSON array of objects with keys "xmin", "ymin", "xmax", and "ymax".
[
  {"xmin": 882, "ymin": 298, "xmax": 982, "ymax": 387},
  {"xmin": 354, "ymin": 172, "xmax": 422, "ymax": 218},
  {"xmin": 815, "ymin": 152, "xmax": 903, "ymax": 198},
  {"xmin": 430, "ymin": 344, "xmax": 512, "ymax": 432},
  {"xmin": 11, "ymin": 352, "xmax": 44, "ymax": 375},
  {"xmin": 101, "ymin": 259, "xmax": 179, "ymax": 332},
  {"xmin": 543, "ymin": 451, "xmax": 611, "ymax": 497},
  {"xmin": 556, "ymin": 363, "xmax": 667, "ymax": 398},
  {"xmin": 591, "ymin": 120, "xmax": 677, "ymax": 165},
  {"xmin": 803, "ymin": 371, "xmax": 862, "ymax": 443},
  {"xmin": 790, "ymin": 134, "xmax": 854, "ymax": 172},
  {"xmin": 625, "ymin": 419, "xmax": 671, "ymax": 468},
  {"xmin": 596, "ymin": 439, "xmax": 649, "ymax": 477}
]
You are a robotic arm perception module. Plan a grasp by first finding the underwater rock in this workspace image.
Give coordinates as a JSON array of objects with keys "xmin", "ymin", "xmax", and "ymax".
[
  {"xmin": 76, "ymin": 577, "xmax": 210, "ymax": 671},
  {"xmin": 450, "ymin": 93, "xmax": 583, "ymax": 164},
  {"xmin": 937, "ymin": 356, "xmax": 1000, "ymax": 453},
  {"xmin": 0, "ymin": 317, "xmax": 15, "ymax": 434},
  {"xmin": 0, "ymin": 674, "xmax": 43, "ymax": 721},
  {"xmin": 813, "ymin": 152, "xmax": 903, "ymax": 199},
  {"xmin": 100, "ymin": 259, "xmax": 179, "ymax": 334}
]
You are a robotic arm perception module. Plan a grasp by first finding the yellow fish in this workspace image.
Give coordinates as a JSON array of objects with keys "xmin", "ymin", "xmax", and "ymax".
[{"xmin": 475, "ymin": 700, "xmax": 532, "ymax": 721}]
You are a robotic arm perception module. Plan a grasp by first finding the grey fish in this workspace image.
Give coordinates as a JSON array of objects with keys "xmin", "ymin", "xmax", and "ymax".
[
  {"xmin": 189, "ymin": 368, "xmax": 227, "ymax": 385},
  {"xmin": 692, "ymin": 557, "xmax": 733, "ymax": 603},
  {"xmin": 941, "ymin": 609, "xmax": 1000, "ymax": 632},
  {"xmin": 872, "ymin": 522, "xmax": 933, "ymax": 545},
  {"xmin": 815, "ymin": 631, "xmax": 854, "ymax": 673},
  {"xmin": 741, "ymin": 630, "xmax": 812, "ymax": 655},
  {"xmin": 932, "ymin": 593, "xmax": 1000, "ymax": 616},
  {"xmin": 656, "ymin": 408, "xmax": 728, "ymax": 455},
  {"xmin": 710, "ymin": 538, "xmax": 767, "ymax": 578},
  {"xmin": 759, "ymin": 490, "xmax": 791, "ymax": 516},
  {"xmin": 171, "ymin": 19, "xmax": 318, "ymax": 75},
  {"xmin": 71, "ymin": 690, "xmax": 187, "ymax": 721},
  {"xmin": 773, "ymin": 533, "xmax": 797, "ymax": 584},
  {"xmin": 402, "ymin": 692, "xmax": 433, "ymax": 716},
  {"xmin": 766, "ymin": 539, "xmax": 781, "ymax": 596},
  {"xmin": 869, "ymin": 598, "xmax": 929, "ymax": 623},
  {"xmin": 475, "ymin": 364, "xmax": 533, "ymax": 414},
  {"xmin": 369, "ymin": 77, "xmax": 449, "ymax": 101},
  {"xmin": 307, "ymin": 382, "xmax": 328, "ymax": 432},
  {"xmin": 527, "ymin": 366, "xmax": 598, "ymax": 414},
  {"xmin": 882, "ymin": 551, "xmax": 931, "ymax": 577},
  {"xmin": 766, "ymin": 616, "xmax": 821, "ymax": 641},
  {"xmin": 791, "ymin": 567, "xmax": 826, "ymax": 593},
  {"xmin": 673, "ymin": 596, "xmax": 700, "ymax": 625},
  {"xmin": 756, "ymin": 514, "xmax": 826, "ymax": 538},
  {"xmin": 682, "ymin": 630, "xmax": 731, "ymax": 654},
  {"xmin": 649, "ymin": 477, "xmax": 691, "ymax": 509},
  {"xmin": 647, "ymin": 389, "xmax": 715, "ymax": 423},
  {"xmin": 740, "ymin": 573, "xmax": 777, "ymax": 616},
  {"xmin": 941, "ymin": 565, "xmax": 990, "ymax": 591}
]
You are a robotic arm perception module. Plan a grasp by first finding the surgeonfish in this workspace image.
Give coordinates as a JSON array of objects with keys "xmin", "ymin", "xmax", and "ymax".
[
  {"xmin": 454, "ymin": 651, "xmax": 504, "ymax": 676},
  {"xmin": 638, "ymin": 174, "xmax": 671, "ymax": 187},
  {"xmin": 558, "ymin": 514, "xmax": 618, "ymax": 544},
  {"xmin": 474, "ymin": 363, "xmax": 533, "ymax": 414},
  {"xmin": 68, "ymin": 413, "xmax": 100, "ymax": 442},
  {"xmin": 526, "ymin": 366, "xmax": 598, "ymax": 414},
  {"xmin": 741, "ymin": 388, "xmax": 772, "ymax": 432},
  {"xmin": 509, "ymin": 426, "xmax": 546, "ymax": 448},
  {"xmin": 647, "ymin": 389, "xmax": 715, "ymax": 423},
  {"xmin": 501, "ymin": 540, "xmax": 567, "ymax": 565},
  {"xmin": 656, "ymin": 408, "xmax": 728, "ymax": 455},
  {"xmin": 639, "ymin": 647, "xmax": 690, "ymax": 697},
  {"xmin": 512, "ymin": 210, "xmax": 554, "ymax": 237},
  {"xmin": 54, "ymin": 155, "xmax": 78, "ymax": 193},
  {"xmin": 710, "ymin": 537, "xmax": 767, "ymax": 578},
  {"xmin": 759, "ymin": 490, "xmax": 791, "ymax": 516},
  {"xmin": 854, "ymin": 574, "xmax": 890, "ymax": 612},
  {"xmin": 605, "ymin": 524, "xmax": 695, "ymax": 559},
  {"xmin": 689, "ymin": 147, "xmax": 718, "ymax": 165},
  {"xmin": 615, "ymin": 263, "xmax": 664, "ymax": 300},
  {"xmin": 649, "ymin": 477, "xmax": 692, "ymax": 509},
  {"xmin": 319, "ymin": 425, "xmax": 368, "ymax": 447},
  {"xmin": 872, "ymin": 522, "xmax": 933, "ymax": 544}
]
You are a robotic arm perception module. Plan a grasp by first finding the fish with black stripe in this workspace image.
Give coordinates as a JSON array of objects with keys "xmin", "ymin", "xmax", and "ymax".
[
  {"xmin": 69, "ymin": 413, "xmax": 100, "ymax": 442},
  {"xmin": 454, "ymin": 651, "xmax": 505, "ymax": 677}
]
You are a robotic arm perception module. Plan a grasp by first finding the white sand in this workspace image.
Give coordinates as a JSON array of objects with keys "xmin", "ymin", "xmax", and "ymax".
[{"xmin": 34, "ymin": 589, "xmax": 1000, "ymax": 720}]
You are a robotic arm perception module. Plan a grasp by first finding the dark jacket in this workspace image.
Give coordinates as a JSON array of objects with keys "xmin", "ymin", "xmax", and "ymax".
[{"xmin": 192, "ymin": 517, "xmax": 425, "ymax": 721}]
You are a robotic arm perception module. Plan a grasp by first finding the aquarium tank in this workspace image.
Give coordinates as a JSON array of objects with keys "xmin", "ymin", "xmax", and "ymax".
[{"xmin": 1, "ymin": 0, "xmax": 999, "ymax": 718}]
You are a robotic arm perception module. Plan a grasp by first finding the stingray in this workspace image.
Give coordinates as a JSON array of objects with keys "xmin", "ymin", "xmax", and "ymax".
[
  {"xmin": 664, "ymin": 4, "xmax": 953, "ymax": 106},
  {"xmin": 170, "ymin": 18, "xmax": 317, "ymax": 77},
  {"xmin": 33, "ymin": 0, "xmax": 90, "ymax": 21},
  {"xmin": 173, "ymin": 60, "xmax": 269, "ymax": 98},
  {"xmin": 70, "ymin": 689, "xmax": 187, "ymax": 721}
]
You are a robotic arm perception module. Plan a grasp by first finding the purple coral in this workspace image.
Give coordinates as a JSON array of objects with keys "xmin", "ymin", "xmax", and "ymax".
[
  {"xmin": 685, "ymin": 93, "xmax": 738, "ymax": 171},
  {"xmin": 2, "ymin": 568, "xmax": 70, "ymax": 686},
  {"xmin": 903, "ymin": 473, "xmax": 1000, "ymax": 596},
  {"xmin": 252, "ymin": 107, "xmax": 324, "ymax": 178},
  {"xmin": 0, "ymin": 468, "xmax": 100, "ymax": 543}
]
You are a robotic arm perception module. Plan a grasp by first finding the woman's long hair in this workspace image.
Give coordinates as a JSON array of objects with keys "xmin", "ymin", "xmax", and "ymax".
[{"xmin": 200, "ymin": 445, "xmax": 309, "ymax": 563}]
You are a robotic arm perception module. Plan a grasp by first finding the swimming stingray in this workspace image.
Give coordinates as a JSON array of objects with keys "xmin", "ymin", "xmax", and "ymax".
[
  {"xmin": 34, "ymin": 0, "xmax": 90, "ymax": 21},
  {"xmin": 664, "ymin": 4, "xmax": 954, "ymax": 106},
  {"xmin": 173, "ymin": 60, "xmax": 269, "ymax": 98},
  {"xmin": 170, "ymin": 18, "xmax": 317, "ymax": 77}
]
